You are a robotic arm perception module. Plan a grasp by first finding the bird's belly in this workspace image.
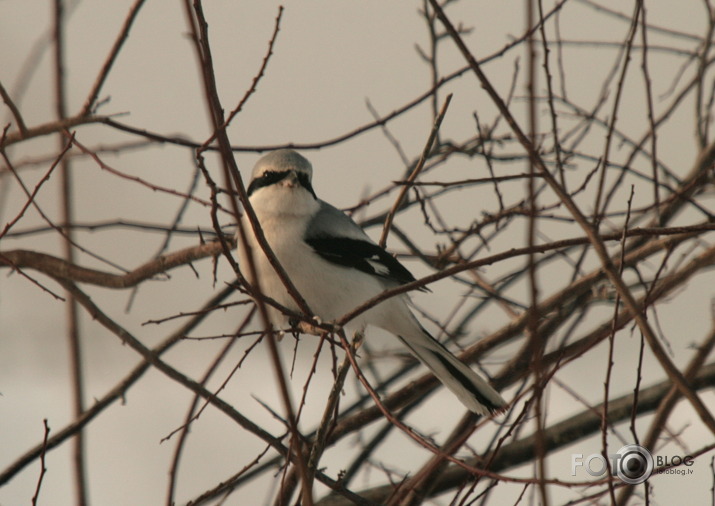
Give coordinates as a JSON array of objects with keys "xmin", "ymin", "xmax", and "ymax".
[{"xmin": 239, "ymin": 219, "xmax": 385, "ymax": 328}]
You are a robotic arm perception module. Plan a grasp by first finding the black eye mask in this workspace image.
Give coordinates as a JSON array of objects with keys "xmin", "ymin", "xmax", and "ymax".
[{"xmin": 247, "ymin": 170, "xmax": 316, "ymax": 199}]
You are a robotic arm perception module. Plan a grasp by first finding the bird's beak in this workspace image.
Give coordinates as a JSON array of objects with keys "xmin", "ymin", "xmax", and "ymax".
[{"xmin": 282, "ymin": 170, "xmax": 299, "ymax": 188}]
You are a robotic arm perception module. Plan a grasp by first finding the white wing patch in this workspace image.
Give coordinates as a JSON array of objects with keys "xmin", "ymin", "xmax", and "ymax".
[{"xmin": 366, "ymin": 254, "xmax": 392, "ymax": 276}]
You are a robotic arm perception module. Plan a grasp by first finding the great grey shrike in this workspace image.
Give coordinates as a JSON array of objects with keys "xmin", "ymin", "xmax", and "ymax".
[{"xmin": 237, "ymin": 149, "xmax": 506, "ymax": 415}]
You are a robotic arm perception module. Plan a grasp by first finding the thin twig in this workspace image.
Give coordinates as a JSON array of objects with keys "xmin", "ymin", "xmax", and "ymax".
[
  {"xmin": 601, "ymin": 184, "xmax": 634, "ymax": 504},
  {"xmin": 526, "ymin": 0, "xmax": 548, "ymax": 501},
  {"xmin": 306, "ymin": 332, "xmax": 364, "ymax": 493},
  {"xmin": 186, "ymin": 3, "xmax": 313, "ymax": 504},
  {"xmin": 0, "ymin": 114, "xmax": 107, "ymax": 149},
  {"xmin": 80, "ymin": 0, "xmax": 147, "ymax": 116},
  {"xmin": 165, "ymin": 315, "xmax": 250, "ymax": 506},
  {"xmin": 592, "ymin": 1, "xmax": 642, "ymax": 223},
  {"xmin": 0, "ymin": 136, "xmax": 73, "ymax": 240},
  {"xmin": 379, "ymin": 93, "xmax": 451, "ymax": 247},
  {"xmin": 53, "ymin": 1, "xmax": 87, "ymax": 502},
  {"xmin": 30, "ymin": 420, "xmax": 50, "ymax": 506},
  {"xmin": 0, "ymin": 287, "xmax": 234, "ymax": 486},
  {"xmin": 639, "ymin": 0, "xmax": 660, "ymax": 219},
  {"xmin": 69, "ymin": 134, "xmax": 218, "ymax": 210},
  {"xmin": 0, "ymin": 80, "xmax": 28, "ymax": 135},
  {"xmin": 317, "ymin": 362, "xmax": 715, "ymax": 505},
  {"xmin": 430, "ymin": 0, "xmax": 715, "ymax": 435}
]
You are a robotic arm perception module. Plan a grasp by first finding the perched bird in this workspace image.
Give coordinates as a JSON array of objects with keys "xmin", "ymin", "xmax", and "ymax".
[{"xmin": 237, "ymin": 149, "xmax": 506, "ymax": 415}]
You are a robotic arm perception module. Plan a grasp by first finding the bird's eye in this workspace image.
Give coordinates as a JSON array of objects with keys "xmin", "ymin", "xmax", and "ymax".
[
  {"xmin": 247, "ymin": 170, "xmax": 290, "ymax": 196},
  {"xmin": 247, "ymin": 169, "xmax": 316, "ymax": 199},
  {"xmin": 262, "ymin": 171, "xmax": 289, "ymax": 184}
]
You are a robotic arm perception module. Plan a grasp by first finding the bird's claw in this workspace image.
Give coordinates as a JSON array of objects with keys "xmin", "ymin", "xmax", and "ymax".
[
  {"xmin": 299, "ymin": 321, "xmax": 319, "ymax": 335},
  {"xmin": 289, "ymin": 315, "xmax": 342, "ymax": 336}
]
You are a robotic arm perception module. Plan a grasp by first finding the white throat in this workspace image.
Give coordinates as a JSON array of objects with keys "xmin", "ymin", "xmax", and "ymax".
[{"xmin": 249, "ymin": 184, "xmax": 319, "ymax": 221}]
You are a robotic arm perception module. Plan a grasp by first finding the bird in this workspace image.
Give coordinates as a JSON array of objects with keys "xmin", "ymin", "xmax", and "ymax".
[{"xmin": 237, "ymin": 149, "xmax": 506, "ymax": 415}]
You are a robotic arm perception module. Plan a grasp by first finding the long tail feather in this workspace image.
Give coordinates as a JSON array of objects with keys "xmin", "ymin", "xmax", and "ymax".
[{"xmin": 397, "ymin": 331, "xmax": 506, "ymax": 415}]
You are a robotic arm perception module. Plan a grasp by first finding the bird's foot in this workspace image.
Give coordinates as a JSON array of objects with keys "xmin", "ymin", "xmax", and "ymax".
[{"xmin": 289, "ymin": 316, "xmax": 341, "ymax": 336}]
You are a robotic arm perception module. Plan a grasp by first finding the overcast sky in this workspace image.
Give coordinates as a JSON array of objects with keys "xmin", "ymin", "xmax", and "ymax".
[{"xmin": 2, "ymin": 1, "xmax": 714, "ymax": 504}]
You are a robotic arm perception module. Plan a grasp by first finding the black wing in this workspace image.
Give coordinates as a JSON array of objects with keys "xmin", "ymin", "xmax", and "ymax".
[{"xmin": 305, "ymin": 235, "xmax": 419, "ymax": 287}]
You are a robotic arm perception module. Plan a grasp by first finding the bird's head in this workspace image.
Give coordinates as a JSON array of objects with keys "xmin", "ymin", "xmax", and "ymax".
[
  {"xmin": 246, "ymin": 149, "xmax": 318, "ymax": 217},
  {"xmin": 247, "ymin": 149, "xmax": 316, "ymax": 199}
]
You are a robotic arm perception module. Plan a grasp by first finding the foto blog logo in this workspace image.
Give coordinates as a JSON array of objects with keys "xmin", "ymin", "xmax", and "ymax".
[{"xmin": 571, "ymin": 444, "xmax": 654, "ymax": 484}]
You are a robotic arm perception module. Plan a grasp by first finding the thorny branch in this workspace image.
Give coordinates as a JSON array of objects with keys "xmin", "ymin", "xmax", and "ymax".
[{"xmin": 3, "ymin": 1, "xmax": 715, "ymax": 505}]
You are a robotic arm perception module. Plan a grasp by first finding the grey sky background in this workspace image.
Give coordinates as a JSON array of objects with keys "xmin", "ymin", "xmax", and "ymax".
[{"xmin": 2, "ymin": 1, "xmax": 714, "ymax": 504}]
